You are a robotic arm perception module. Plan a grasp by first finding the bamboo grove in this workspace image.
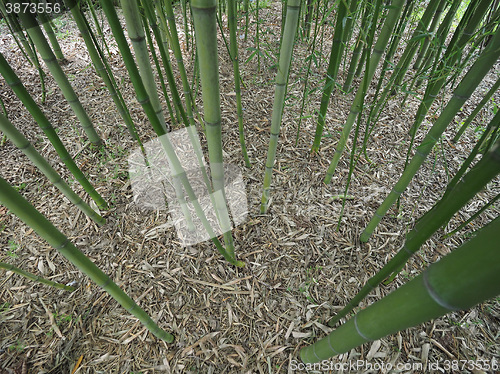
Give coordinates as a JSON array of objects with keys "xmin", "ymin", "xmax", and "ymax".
[{"xmin": 0, "ymin": 0, "xmax": 499, "ymax": 365}]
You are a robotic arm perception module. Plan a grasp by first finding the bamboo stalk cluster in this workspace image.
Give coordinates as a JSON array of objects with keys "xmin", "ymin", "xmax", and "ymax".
[{"xmin": 0, "ymin": 0, "xmax": 498, "ymax": 363}]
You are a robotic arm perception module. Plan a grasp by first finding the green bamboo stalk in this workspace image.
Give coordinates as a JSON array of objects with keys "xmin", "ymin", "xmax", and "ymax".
[
  {"xmin": 361, "ymin": 1, "xmax": 415, "ymax": 161},
  {"xmin": 141, "ymin": 0, "xmax": 193, "ymax": 129},
  {"xmin": 0, "ymin": 1, "xmax": 35, "ymax": 65},
  {"xmin": 331, "ymin": 136, "xmax": 500, "ymax": 326},
  {"xmin": 371, "ymin": 0, "xmax": 414, "ymax": 96},
  {"xmin": 358, "ymin": 0, "xmax": 442, "ymax": 143},
  {"xmin": 180, "ymin": 0, "xmax": 190, "ymax": 51},
  {"xmin": 255, "ymin": 0, "xmax": 260, "ymax": 72},
  {"xmin": 0, "ymin": 52, "xmax": 108, "ymax": 210},
  {"xmin": 38, "ymin": 13, "xmax": 65, "ymax": 61},
  {"xmin": 260, "ymin": 0, "xmax": 301, "ymax": 213},
  {"xmin": 144, "ymin": 0, "xmax": 213, "ymax": 231},
  {"xmin": 414, "ymin": 0, "xmax": 462, "ymax": 89},
  {"xmin": 360, "ymin": 26, "xmax": 500, "ymax": 242},
  {"xmin": 323, "ymin": 0, "xmax": 405, "ymax": 184},
  {"xmin": 311, "ymin": 0, "xmax": 359, "ymax": 152},
  {"xmin": 0, "ymin": 4, "xmax": 48, "ymax": 104},
  {"xmin": 140, "ymin": 10, "xmax": 178, "ymax": 125},
  {"xmin": 85, "ymin": 0, "xmax": 113, "ymax": 58},
  {"xmin": 0, "ymin": 175, "xmax": 174, "ymax": 342},
  {"xmin": 301, "ymin": 215, "xmax": 500, "ymax": 363},
  {"xmin": 227, "ymin": 0, "xmax": 251, "ymax": 167},
  {"xmin": 409, "ymin": 0, "xmax": 493, "ymax": 137},
  {"xmin": 191, "ymin": 0, "xmax": 238, "ymax": 259},
  {"xmin": 157, "ymin": 0, "xmax": 197, "ymax": 127},
  {"xmin": 342, "ymin": 4, "xmax": 369, "ymax": 93},
  {"xmin": 296, "ymin": 0, "xmax": 322, "ymax": 144},
  {"xmin": 15, "ymin": 4, "xmax": 103, "ymax": 146},
  {"xmin": 64, "ymin": 0, "xmax": 143, "ymax": 144},
  {"xmin": 454, "ymin": 77, "xmax": 500, "ymax": 143},
  {"xmin": 0, "ymin": 113, "xmax": 105, "ymax": 225},
  {"xmin": 153, "ymin": 0, "xmax": 217, "ymax": 198},
  {"xmin": 335, "ymin": 0, "xmax": 381, "ymax": 229},
  {"xmin": 244, "ymin": 0, "xmax": 249, "ymax": 41},
  {"xmin": 27, "ymin": 34, "xmax": 47, "ymax": 104},
  {"xmin": 412, "ymin": 0, "xmax": 446, "ymax": 71},
  {"xmin": 120, "ymin": 0, "xmax": 168, "ymax": 132},
  {"xmin": 0, "ymin": 262, "xmax": 76, "ymax": 292},
  {"xmin": 98, "ymin": 0, "xmax": 242, "ymax": 266},
  {"xmin": 303, "ymin": 0, "xmax": 314, "ymax": 40},
  {"xmin": 443, "ymin": 108, "xmax": 500, "ymax": 200},
  {"xmin": 443, "ymin": 191, "xmax": 500, "ymax": 239}
]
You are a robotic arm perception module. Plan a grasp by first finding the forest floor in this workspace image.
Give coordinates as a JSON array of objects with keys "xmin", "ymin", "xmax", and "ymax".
[{"xmin": 1, "ymin": 2, "xmax": 499, "ymax": 373}]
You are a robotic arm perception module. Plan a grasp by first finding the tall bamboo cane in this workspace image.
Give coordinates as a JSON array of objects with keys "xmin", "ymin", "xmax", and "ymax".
[
  {"xmin": 0, "ymin": 52, "xmax": 108, "ymax": 210},
  {"xmin": 412, "ymin": 0, "xmax": 446, "ymax": 71},
  {"xmin": 408, "ymin": 0, "xmax": 493, "ymax": 137},
  {"xmin": 352, "ymin": 0, "xmax": 441, "ymax": 158},
  {"xmin": 453, "ymin": 74, "xmax": 500, "ymax": 143},
  {"xmin": 64, "ymin": 0, "xmax": 143, "ymax": 145},
  {"xmin": 0, "ymin": 113, "xmax": 105, "ymax": 225},
  {"xmin": 149, "ymin": 0, "xmax": 218, "ymax": 203},
  {"xmin": 343, "ymin": 3, "xmax": 370, "ymax": 93},
  {"xmin": 227, "ymin": 0, "xmax": 251, "ymax": 167},
  {"xmin": 413, "ymin": 0, "xmax": 462, "ymax": 90},
  {"xmin": 120, "ymin": 0, "xmax": 168, "ymax": 132},
  {"xmin": 0, "ymin": 175, "xmax": 174, "ymax": 342},
  {"xmin": 191, "ymin": 0, "xmax": 238, "ymax": 259},
  {"xmin": 323, "ymin": 0, "xmax": 405, "ymax": 184},
  {"xmin": 98, "ymin": 0, "xmax": 241, "ymax": 266},
  {"xmin": 140, "ymin": 10, "xmax": 178, "ymax": 125},
  {"xmin": 260, "ymin": 0, "xmax": 301, "ymax": 214},
  {"xmin": 0, "ymin": 1, "xmax": 36, "ymax": 66},
  {"xmin": 443, "ymin": 191, "xmax": 500, "ymax": 239},
  {"xmin": 331, "ymin": 136, "xmax": 500, "ymax": 326},
  {"xmin": 156, "ymin": 0, "xmax": 197, "ymax": 127},
  {"xmin": 311, "ymin": 0, "xmax": 358, "ymax": 153},
  {"xmin": 0, "ymin": 262, "xmax": 76, "ymax": 292},
  {"xmin": 14, "ymin": 2, "xmax": 103, "ymax": 146},
  {"xmin": 360, "ymin": 26, "xmax": 500, "ymax": 242},
  {"xmin": 38, "ymin": 12, "xmax": 65, "ymax": 61},
  {"xmin": 301, "ymin": 215, "xmax": 500, "ymax": 363}
]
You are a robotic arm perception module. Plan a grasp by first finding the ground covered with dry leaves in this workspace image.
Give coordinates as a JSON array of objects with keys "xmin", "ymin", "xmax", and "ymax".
[{"xmin": 0, "ymin": 3, "xmax": 499, "ymax": 373}]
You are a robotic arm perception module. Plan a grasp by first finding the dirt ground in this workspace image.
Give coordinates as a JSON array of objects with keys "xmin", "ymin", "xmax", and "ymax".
[{"xmin": 0, "ymin": 3, "xmax": 499, "ymax": 373}]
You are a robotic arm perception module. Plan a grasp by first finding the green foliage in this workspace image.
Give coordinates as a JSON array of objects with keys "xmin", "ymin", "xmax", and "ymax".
[
  {"xmin": 7, "ymin": 239, "xmax": 18, "ymax": 258},
  {"xmin": 8, "ymin": 340, "xmax": 25, "ymax": 353}
]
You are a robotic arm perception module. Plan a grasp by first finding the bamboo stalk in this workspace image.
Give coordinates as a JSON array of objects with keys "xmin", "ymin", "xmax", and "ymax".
[
  {"xmin": 443, "ymin": 192, "xmax": 500, "ymax": 239},
  {"xmin": 324, "ymin": 0, "xmax": 405, "ymax": 184},
  {"xmin": 120, "ymin": 0, "xmax": 168, "ymax": 132},
  {"xmin": 14, "ymin": 2, "xmax": 103, "ymax": 146},
  {"xmin": 227, "ymin": 0, "xmax": 251, "ymax": 167},
  {"xmin": 0, "ymin": 52, "xmax": 108, "ymax": 210},
  {"xmin": 64, "ymin": 0, "xmax": 143, "ymax": 145},
  {"xmin": 38, "ymin": 12, "xmax": 65, "ymax": 61},
  {"xmin": 0, "ymin": 262, "xmax": 76, "ymax": 292},
  {"xmin": 301, "ymin": 215, "xmax": 500, "ymax": 362},
  {"xmin": 0, "ymin": 175, "xmax": 174, "ymax": 342},
  {"xmin": 260, "ymin": 0, "xmax": 301, "ymax": 213},
  {"xmin": 98, "ymin": 0, "xmax": 242, "ymax": 266},
  {"xmin": 360, "ymin": 26, "xmax": 500, "ymax": 242},
  {"xmin": 453, "ymin": 74, "xmax": 500, "ymax": 143},
  {"xmin": 331, "ymin": 137, "xmax": 500, "ymax": 326},
  {"xmin": 0, "ymin": 113, "xmax": 105, "ymax": 225},
  {"xmin": 311, "ymin": 0, "xmax": 359, "ymax": 153},
  {"xmin": 191, "ymin": 0, "xmax": 238, "ymax": 259},
  {"xmin": 409, "ymin": 0, "xmax": 493, "ymax": 137}
]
